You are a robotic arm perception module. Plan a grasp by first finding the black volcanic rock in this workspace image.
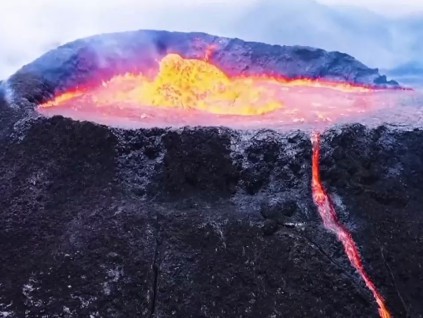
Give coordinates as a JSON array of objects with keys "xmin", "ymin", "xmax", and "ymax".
[
  {"xmin": 0, "ymin": 107, "xmax": 422, "ymax": 317},
  {"xmin": 6, "ymin": 30, "xmax": 398, "ymax": 108},
  {"xmin": 320, "ymin": 125, "xmax": 423, "ymax": 318}
]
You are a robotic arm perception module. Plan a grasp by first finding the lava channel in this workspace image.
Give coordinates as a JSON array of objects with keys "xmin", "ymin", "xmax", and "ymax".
[{"xmin": 311, "ymin": 132, "xmax": 391, "ymax": 318}]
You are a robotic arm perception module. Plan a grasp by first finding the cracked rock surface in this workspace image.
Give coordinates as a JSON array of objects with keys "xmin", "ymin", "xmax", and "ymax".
[
  {"xmin": 0, "ymin": 104, "xmax": 422, "ymax": 317},
  {"xmin": 321, "ymin": 125, "xmax": 423, "ymax": 318}
]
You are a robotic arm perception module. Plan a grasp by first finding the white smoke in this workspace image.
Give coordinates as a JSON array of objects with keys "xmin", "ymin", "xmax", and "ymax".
[
  {"xmin": 0, "ymin": 0, "xmax": 253, "ymax": 79},
  {"xmin": 0, "ymin": 0, "xmax": 422, "ymax": 80}
]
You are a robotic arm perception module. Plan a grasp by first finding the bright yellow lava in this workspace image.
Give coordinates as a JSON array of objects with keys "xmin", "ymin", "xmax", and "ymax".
[
  {"xmin": 41, "ymin": 53, "xmax": 375, "ymax": 118},
  {"xmin": 140, "ymin": 54, "xmax": 282, "ymax": 115},
  {"xmin": 42, "ymin": 54, "xmax": 284, "ymax": 116}
]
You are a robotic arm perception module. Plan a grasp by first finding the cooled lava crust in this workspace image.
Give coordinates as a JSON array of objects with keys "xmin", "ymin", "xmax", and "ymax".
[{"xmin": 0, "ymin": 31, "xmax": 421, "ymax": 318}]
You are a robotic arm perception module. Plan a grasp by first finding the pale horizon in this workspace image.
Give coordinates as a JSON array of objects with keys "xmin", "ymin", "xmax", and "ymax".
[
  {"xmin": 1, "ymin": 0, "xmax": 422, "ymax": 79},
  {"xmin": 316, "ymin": 0, "xmax": 423, "ymax": 17}
]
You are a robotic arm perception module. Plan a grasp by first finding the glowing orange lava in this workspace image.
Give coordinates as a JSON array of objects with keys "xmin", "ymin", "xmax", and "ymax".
[
  {"xmin": 311, "ymin": 132, "xmax": 391, "ymax": 318},
  {"xmin": 42, "ymin": 54, "xmax": 285, "ymax": 116},
  {"xmin": 40, "ymin": 53, "xmax": 373, "ymax": 117},
  {"xmin": 38, "ymin": 51, "xmax": 413, "ymax": 130}
]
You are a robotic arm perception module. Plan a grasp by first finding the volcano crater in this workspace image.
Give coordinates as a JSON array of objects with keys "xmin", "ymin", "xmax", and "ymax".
[{"xmin": 0, "ymin": 30, "xmax": 422, "ymax": 318}]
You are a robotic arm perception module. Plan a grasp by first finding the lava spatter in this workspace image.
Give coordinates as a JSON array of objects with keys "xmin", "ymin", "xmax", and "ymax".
[{"xmin": 311, "ymin": 132, "xmax": 391, "ymax": 318}]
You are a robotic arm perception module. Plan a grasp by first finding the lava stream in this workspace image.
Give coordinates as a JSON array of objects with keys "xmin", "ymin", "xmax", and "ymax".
[{"xmin": 311, "ymin": 133, "xmax": 391, "ymax": 318}]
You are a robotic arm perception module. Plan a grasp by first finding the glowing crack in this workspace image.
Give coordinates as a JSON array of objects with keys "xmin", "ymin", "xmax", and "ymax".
[{"xmin": 311, "ymin": 132, "xmax": 391, "ymax": 318}]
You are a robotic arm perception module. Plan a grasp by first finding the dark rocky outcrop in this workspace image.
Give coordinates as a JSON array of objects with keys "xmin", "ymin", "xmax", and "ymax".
[
  {"xmin": 6, "ymin": 30, "xmax": 398, "ymax": 109},
  {"xmin": 320, "ymin": 125, "xmax": 423, "ymax": 318},
  {"xmin": 0, "ymin": 107, "xmax": 422, "ymax": 317}
]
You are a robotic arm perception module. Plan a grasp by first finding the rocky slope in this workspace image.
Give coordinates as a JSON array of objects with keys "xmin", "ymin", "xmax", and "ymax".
[{"xmin": 0, "ymin": 105, "xmax": 421, "ymax": 317}]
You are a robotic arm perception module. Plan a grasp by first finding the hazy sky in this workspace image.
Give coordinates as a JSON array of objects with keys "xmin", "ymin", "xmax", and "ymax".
[
  {"xmin": 1, "ymin": 0, "xmax": 422, "ymax": 78},
  {"xmin": 317, "ymin": 0, "xmax": 423, "ymax": 16}
]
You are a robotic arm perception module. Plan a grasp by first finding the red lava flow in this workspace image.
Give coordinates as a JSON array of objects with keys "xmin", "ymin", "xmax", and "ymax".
[{"xmin": 311, "ymin": 132, "xmax": 391, "ymax": 318}]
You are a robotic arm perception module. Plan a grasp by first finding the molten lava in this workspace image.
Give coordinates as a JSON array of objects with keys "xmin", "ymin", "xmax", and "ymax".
[
  {"xmin": 42, "ymin": 54, "xmax": 284, "ymax": 116},
  {"xmin": 311, "ymin": 133, "xmax": 391, "ymax": 318},
  {"xmin": 38, "ymin": 50, "xmax": 414, "ymax": 130},
  {"xmin": 39, "ymin": 53, "xmax": 388, "ymax": 123}
]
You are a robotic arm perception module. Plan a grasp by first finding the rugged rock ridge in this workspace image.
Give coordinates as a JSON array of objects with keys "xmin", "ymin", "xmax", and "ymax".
[
  {"xmin": 0, "ymin": 107, "xmax": 422, "ymax": 317},
  {"xmin": 6, "ymin": 30, "xmax": 398, "ymax": 108}
]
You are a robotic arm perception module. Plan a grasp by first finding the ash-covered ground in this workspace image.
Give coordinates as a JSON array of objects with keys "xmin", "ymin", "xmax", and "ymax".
[{"xmin": 0, "ymin": 31, "xmax": 422, "ymax": 318}]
